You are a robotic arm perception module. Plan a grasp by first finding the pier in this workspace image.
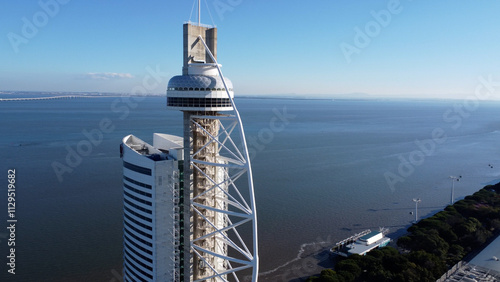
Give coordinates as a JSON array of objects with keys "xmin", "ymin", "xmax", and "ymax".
[
  {"xmin": 330, "ymin": 228, "xmax": 390, "ymax": 257},
  {"xmin": 0, "ymin": 95, "xmax": 82, "ymax": 101},
  {"xmin": 333, "ymin": 229, "xmax": 372, "ymax": 249}
]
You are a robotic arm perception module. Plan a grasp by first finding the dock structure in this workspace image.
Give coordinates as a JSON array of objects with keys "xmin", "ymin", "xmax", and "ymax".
[
  {"xmin": 331, "ymin": 228, "xmax": 390, "ymax": 257},
  {"xmin": 333, "ymin": 229, "xmax": 372, "ymax": 250},
  {"xmin": 0, "ymin": 95, "xmax": 79, "ymax": 101}
]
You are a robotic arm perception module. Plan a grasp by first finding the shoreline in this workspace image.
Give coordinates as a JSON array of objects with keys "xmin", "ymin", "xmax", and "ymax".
[{"xmin": 304, "ymin": 182, "xmax": 500, "ymax": 281}]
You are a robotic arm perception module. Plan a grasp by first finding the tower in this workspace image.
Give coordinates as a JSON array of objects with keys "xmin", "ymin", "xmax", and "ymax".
[
  {"xmin": 121, "ymin": 4, "xmax": 258, "ymax": 281},
  {"xmin": 166, "ymin": 18, "xmax": 259, "ymax": 281}
]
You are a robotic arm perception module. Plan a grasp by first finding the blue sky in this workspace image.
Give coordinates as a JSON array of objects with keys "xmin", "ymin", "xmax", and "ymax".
[{"xmin": 1, "ymin": 0, "xmax": 500, "ymax": 99}]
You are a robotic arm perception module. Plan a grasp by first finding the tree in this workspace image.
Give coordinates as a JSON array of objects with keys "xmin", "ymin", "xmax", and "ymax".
[
  {"xmin": 448, "ymin": 244, "xmax": 465, "ymax": 264},
  {"xmin": 336, "ymin": 259, "xmax": 362, "ymax": 278},
  {"xmin": 317, "ymin": 269, "xmax": 343, "ymax": 282},
  {"xmin": 407, "ymin": 250, "xmax": 446, "ymax": 279}
]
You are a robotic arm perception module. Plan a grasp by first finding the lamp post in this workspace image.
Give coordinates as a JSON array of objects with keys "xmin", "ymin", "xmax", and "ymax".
[
  {"xmin": 449, "ymin": 175, "xmax": 462, "ymax": 205},
  {"xmin": 412, "ymin": 198, "xmax": 421, "ymax": 223}
]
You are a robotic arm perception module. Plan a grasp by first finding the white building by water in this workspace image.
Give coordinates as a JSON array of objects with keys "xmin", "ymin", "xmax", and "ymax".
[{"xmin": 121, "ymin": 134, "xmax": 184, "ymax": 281}]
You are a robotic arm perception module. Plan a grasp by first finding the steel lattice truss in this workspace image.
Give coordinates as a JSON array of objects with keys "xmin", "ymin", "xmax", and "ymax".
[{"xmin": 189, "ymin": 36, "xmax": 258, "ymax": 282}]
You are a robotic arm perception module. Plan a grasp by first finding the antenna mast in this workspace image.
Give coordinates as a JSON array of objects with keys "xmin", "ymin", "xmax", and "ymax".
[{"xmin": 198, "ymin": 0, "xmax": 201, "ymax": 25}]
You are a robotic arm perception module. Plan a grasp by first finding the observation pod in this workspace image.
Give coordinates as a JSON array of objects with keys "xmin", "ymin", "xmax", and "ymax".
[
  {"xmin": 167, "ymin": 63, "xmax": 234, "ymax": 112},
  {"xmin": 166, "ymin": 21, "xmax": 259, "ymax": 282}
]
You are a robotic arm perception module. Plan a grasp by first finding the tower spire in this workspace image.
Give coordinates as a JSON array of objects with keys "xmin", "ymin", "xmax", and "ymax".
[
  {"xmin": 167, "ymin": 16, "xmax": 259, "ymax": 282},
  {"xmin": 198, "ymin": 0, "xmax": 201, "ymax": 26}
]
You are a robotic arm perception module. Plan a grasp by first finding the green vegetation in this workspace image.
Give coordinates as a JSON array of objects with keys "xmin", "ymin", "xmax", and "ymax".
[{"xmin": 307, "ymin": 182, "xmax": 500, "ymax": 282}]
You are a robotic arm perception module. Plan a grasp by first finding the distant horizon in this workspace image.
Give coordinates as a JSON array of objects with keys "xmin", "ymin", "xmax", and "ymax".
[
  {"xmin": 2, "ymin": 1, "xmax": 500, "ymax": 99},
  {"xmin": 2, "ymin": 89, "xmax": 500, "ymax": 101}
]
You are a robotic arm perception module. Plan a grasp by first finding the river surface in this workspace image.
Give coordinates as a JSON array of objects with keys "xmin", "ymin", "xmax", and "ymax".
[{"xmin": 0, "ymin": 95, "xmax": 499, "ymax": 281}]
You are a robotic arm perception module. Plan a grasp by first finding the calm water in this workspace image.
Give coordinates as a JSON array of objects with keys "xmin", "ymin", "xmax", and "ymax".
[{"xmin": 0, "ymin": 95, "xmax": 499, "ymax": 281}]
